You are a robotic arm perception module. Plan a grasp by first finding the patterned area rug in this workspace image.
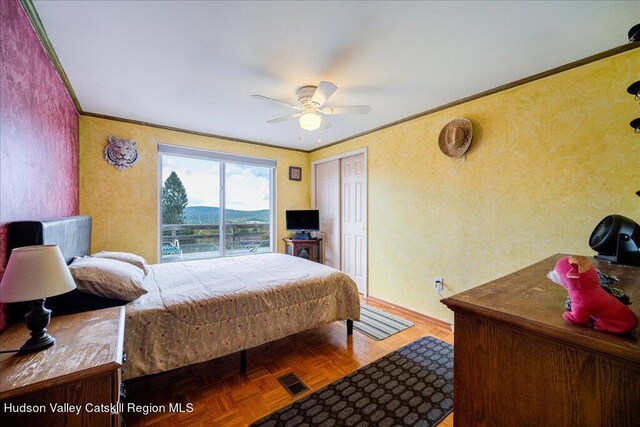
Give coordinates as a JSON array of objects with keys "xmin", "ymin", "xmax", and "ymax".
[
  {"xmin": 345, "ymin": 304, "xmax": 415, "ymax": 340},
  {"xmin": 252, "ymin": 336, "xmax": 453, "ymax": 427}
]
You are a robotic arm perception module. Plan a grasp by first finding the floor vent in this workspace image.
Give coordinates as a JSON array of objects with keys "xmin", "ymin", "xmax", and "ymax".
[{"xmin": 277, "ymin": 372, "xmax": 309, "ymax": 396}]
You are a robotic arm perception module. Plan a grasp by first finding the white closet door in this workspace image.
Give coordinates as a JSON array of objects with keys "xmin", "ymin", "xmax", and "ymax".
[
  {"xmin": 341, "ymin": 153, "xmax": 367, "ymax": 294},
  {"xmin": 315, "ymin": 159, "xmax": 340, "ymax": 269}
]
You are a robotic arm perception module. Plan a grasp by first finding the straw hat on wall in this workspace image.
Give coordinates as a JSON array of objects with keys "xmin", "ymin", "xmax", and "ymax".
[{"xmin": 438, "ymin": 118, "xmax": 473, "ymax": 158}]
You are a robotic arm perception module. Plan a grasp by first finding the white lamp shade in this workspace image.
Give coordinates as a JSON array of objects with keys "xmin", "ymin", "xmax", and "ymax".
[{"xmin": 0, "ymin": 245, "xmax": 76, "ymax": 302}]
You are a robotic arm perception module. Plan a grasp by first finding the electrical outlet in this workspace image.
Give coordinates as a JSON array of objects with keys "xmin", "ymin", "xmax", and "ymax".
[{"xmin": 434, "ymin": 277, "xmax": 444, "ymax": 293}]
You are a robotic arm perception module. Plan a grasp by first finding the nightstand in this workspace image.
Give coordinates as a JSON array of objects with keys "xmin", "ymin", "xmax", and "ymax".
[
  {"xmin": 0, "ymin": 306, "xmax": 125, "ymax": 426},
  {"xmin": 283, "ymin": 238, "xmax": 323, "ymax": 263}
]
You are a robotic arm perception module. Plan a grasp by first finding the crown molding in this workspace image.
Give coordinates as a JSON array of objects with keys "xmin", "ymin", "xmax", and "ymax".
[
  {"xmin": 20, "ymin": 0, "xmax": 83, "ymax": 113},
  {"xmin": 311, "ymin": 43, "xmax": 639, "ymax": 152},
  {"xmin": 82, "ymin": 112, "xmax": 310, "ymax": 153}
]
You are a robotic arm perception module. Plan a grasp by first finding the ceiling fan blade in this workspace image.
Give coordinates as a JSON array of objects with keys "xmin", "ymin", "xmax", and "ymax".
[
  {"xmin": 311, "ymin": 81, "xmax": 337, "ymax": 107},
  {"xmin": 321, "ymin": 105, "xmax": 372, "ymax": 115},
  {"xmin": 320, "ymin": 116, "xmax": 332, "ymax": 129},
  {"xmin": 252, "ymin": 94, "xmax": 301, "ymax": 110},
  {"xmin": 267, "ymin": 113, "xmax": 301, "ymax": 123}
]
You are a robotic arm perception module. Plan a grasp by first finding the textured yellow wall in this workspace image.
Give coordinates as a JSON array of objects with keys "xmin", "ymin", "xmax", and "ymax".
[
  {"xmin": 79, "ymin": 116, "xmax": 310, "ymax": 263},
  {"xmin": 311, "ymin": 49, "xmax": 640, "ymax": 323},
  {"xmin": 80, "ymin": 50, "xmax": 639, "ymax": 323}
]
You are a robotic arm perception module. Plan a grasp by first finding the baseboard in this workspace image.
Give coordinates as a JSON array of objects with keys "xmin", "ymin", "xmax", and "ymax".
[{"xmin": 364, "ymin": 295, "xmax": 453, "ymax": 330}]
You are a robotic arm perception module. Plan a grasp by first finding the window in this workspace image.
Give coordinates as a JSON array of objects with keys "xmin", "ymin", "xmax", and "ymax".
[{"xmin": 158, "ymin": 144, "xmax": 275, "ymax": 262}]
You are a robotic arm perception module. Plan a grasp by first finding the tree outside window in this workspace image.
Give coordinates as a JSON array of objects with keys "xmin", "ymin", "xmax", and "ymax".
[{"xmin": 162, "ymin": 171, "xmax": 188, "ymax": 224}]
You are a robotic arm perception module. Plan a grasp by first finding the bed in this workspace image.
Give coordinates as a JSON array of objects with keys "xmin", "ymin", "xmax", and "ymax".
[{"xmin": 7, "ymin": 216, "xmax": 360, "ymax": 380}]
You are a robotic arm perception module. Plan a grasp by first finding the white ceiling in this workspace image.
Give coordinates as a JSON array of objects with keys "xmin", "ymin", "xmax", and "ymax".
[{"xmin": 34, "ymin": 1, "xmax": 639, "ymax": 151}]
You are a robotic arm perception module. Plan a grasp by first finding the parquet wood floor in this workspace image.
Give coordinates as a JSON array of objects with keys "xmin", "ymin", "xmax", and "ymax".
[{"xmin": 124, "ymin": 297, "xmax": 455, "ymax": 426}]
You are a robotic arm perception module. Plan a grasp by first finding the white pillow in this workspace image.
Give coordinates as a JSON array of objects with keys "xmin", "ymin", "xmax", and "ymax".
[
  {"xmin": 92, "ymin": 251, "xmax": 150, "ymax": 275},
  {"xmin": 69, "ymin": 257, "xmax": 148, "ymax": 301}
]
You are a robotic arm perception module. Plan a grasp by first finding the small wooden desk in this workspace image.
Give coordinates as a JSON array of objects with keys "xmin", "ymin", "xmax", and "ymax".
[
  {"xmin": 442, "ymin": 254, "xmax": 639, "ymax": 427},
  {"xmin": 0, "ymin": 306, "xmax": 125, "ymax": 426},
  {"xmin": 283, "ymin": 238, "xmax": 323, "ymax": 263}
]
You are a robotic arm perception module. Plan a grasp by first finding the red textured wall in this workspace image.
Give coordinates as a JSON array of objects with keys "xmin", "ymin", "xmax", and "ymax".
[{"xmin": 0, "ymin": 0, "xmax": 79, "ymax": 331}]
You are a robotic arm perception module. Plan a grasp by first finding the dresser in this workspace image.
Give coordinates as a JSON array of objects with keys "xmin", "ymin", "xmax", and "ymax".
[
  {"xmin": 442, "ymin": 254, "xmax": 639, "ymax": 427},
  {"xmin": 283, "ymin": 238, "xmax": 323, "ymax": 263},
  {"xmin": 0, "ymin": 306, "xmax": 125, "ymax": 426}
]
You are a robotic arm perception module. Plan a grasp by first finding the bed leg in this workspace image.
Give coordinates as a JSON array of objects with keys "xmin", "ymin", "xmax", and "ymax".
[
  {"xmin": 347, "ymin": 319, "xmax": 353, "ymax": 336},
  {"xmin": 240, "ymin": 349, "xmax": 247, "ymax": 375}
]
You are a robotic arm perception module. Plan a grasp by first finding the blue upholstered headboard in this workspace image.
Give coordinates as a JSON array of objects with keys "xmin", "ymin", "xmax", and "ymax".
[{"xmin": 6, "ymin": 215, "xmax": 126, "ymax": 323}]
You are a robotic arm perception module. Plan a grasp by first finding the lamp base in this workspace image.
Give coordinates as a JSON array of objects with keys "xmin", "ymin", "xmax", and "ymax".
[
  {"xmin": 20, "ymin": 298, "xmax": 55, "ymax": 353},
  {"xmin": 20, "ymin": 334, "xmax": 55, "ymax": 353}
]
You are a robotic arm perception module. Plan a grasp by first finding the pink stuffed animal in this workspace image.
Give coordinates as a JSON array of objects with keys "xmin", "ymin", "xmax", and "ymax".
[{"xmin": 548, "ymin": 255, "xmax": 638, "ymax": 334}]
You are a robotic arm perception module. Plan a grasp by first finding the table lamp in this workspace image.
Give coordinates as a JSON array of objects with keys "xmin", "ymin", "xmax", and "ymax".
[{"xmin": 0, "ymin": 245, "xmax": 76, "ymax": 352}]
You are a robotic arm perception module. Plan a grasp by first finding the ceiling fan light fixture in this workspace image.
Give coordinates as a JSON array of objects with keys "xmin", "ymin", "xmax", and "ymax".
[
  {"xmin": 253, "ymin": 81, "xmax": 371, "ymax": 135},
  {"xmin": 299, "ymin": 112, "xmax": 321, "ymax": 131}
]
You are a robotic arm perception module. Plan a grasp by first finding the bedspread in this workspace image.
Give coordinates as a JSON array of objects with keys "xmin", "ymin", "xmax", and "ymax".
[{"xmin": 123, "ymin": 253, "xmax": 360, "ymax": 380}]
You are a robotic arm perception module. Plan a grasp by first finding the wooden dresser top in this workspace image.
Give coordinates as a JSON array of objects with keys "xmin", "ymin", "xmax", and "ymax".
[
  {"xmin": 0, "ymin": 306, "xmax": 125, "ymax": 400},
  {"xmin": 442, "ymin": 254, "xmax": 639, "ymax": 364}
]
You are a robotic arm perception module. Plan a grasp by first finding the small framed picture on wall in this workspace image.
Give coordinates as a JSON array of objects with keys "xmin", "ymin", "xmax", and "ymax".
[{"xmin": 289, "ymin": 166, "xmax": 302, "ymax": 181}]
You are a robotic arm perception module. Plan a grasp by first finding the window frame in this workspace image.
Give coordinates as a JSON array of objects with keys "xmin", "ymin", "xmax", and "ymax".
[{"xmin": 157, "ymin": 143, "xmax": 276, "ymax": 263}]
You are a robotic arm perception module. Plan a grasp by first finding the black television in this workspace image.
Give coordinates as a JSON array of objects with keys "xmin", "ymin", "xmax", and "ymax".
[{"xmin": 286, "ymin": 210, "xmax": 320, "ymax": 232}]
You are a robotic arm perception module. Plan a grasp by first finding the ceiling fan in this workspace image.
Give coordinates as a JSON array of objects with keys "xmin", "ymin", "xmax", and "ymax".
[{"xmin": 252, "ymin": 81, "xmax": 371, "ymax": 132}]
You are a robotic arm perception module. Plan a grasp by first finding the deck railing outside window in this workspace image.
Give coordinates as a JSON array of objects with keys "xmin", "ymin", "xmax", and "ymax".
[{"xmin": 161, "ymin": 222, "xmax": 270, "ymax": 262}]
